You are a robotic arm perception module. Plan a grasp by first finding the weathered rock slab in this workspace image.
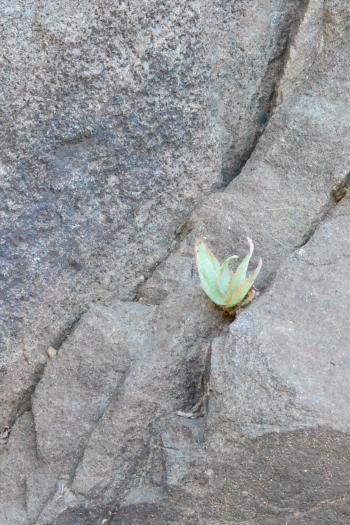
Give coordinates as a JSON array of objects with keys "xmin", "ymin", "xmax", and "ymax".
[
  {"xmin": 210, "ymin": 197, "xmax": 350, "ymax": 436},
  {"xmin": 0, "ymin": 0, "xmax": 305, "ymax": 425}
]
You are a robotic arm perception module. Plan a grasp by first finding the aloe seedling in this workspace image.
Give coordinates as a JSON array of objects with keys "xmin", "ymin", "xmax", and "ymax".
[{"xmin": 195, "ymin": 237, "xmax": 262, "ymax": 312}]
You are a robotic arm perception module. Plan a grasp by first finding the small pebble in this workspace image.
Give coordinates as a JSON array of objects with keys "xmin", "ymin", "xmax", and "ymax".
[{"xmin": 47, "ymin": 346, "xmax": 57, "ymax": 359}]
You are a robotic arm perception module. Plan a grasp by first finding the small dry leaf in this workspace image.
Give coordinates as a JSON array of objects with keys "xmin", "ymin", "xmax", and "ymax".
[
  {"xmin": 177, "ymin": 410, "xmax": 196, "ymax": 419},
  {"xmin": 47, "ymin": 346, "xmax": 57, "ymax": 359}
]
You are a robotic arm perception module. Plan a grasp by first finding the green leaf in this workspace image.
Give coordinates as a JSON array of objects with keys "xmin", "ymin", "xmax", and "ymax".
[
  {"xmin": 225, "ymin": 258, "xmax": 262, "ymax": 308},
  {"xmin": 195, "ymin": 240, "xmax": 226, "ymax": 305},
  {"xmin": 225, "ymin": 237, "xmax": 254, "ymax": 300},
  {"xmin": 217, "ymin": 256, "xmax": 237, "ymax": 295}
]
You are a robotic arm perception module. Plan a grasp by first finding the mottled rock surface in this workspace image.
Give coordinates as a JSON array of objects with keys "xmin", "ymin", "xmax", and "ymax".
[
  {"xmin": 1, "ymin": 0, "xmax": 350, "ymax": 524},
  {"xmin": 0, "ymin": 0, "xmax": 305, "ymax": 424}
]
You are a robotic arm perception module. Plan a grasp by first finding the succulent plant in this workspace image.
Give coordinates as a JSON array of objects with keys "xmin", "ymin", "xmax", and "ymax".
[{"xmin": 195, "ymin": 237, "xmax": 262, "ymax": 311}]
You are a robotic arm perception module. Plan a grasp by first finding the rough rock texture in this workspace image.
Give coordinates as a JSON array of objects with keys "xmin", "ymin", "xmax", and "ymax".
[
  {"xmin": 0, "ymin": 0, "xmax": 306, "ymax": 425},
  {"xmin": 210, "ymin": 197, "xmax": 350, "ymax": 435},
  {"xmin": 1, "ymin": 0, "xmax": 350, "ymax": 524}
]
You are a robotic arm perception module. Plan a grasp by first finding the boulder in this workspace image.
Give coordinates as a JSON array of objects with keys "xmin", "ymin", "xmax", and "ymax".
[
  {"xmin": 1, "ymin": 0, "xmax": 350, "ymax": 524},
  {"xmin": 0, "ymin": 0, "xmax": 306, "ymax": 424}
]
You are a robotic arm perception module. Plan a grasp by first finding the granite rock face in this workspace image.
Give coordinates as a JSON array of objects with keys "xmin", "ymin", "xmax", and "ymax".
[
  {"xmin": 0, "ymin": 0, "xmax": 306, "ymax": 424},
  {"xmin": 1, "ymin": 0, "xmax": 350, "ymax": 524}
]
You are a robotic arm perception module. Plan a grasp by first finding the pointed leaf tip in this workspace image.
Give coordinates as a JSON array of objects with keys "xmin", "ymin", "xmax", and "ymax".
[
  {"xmin": 225, "ymin": 237, "xmax": 255, "ymax": 299},
  {"xmin": 247, "ymin": 236, "xmax": 254, "ymax": 257}
]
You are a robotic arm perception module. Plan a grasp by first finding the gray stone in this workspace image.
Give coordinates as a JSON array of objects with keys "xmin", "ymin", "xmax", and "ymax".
[
  {"xmin": 0, "ymin": 412, "xmax": 34, "ymax": 525},
  {"xmin": 0, "ymin": 0, "xmax": 304, "ymax": 425},
  {"xmin": 1, "ymin": 0, "xmax": 350, "ymax": 524},
  {"xmin": 209, "ymin": 197, "xmax": 350, "ymax": 436}
]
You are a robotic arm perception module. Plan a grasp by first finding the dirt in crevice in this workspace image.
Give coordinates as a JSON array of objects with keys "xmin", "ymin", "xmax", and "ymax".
[{"xmin": 8, "ymin": 360, "xmax": 47, "ymax": 429}]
